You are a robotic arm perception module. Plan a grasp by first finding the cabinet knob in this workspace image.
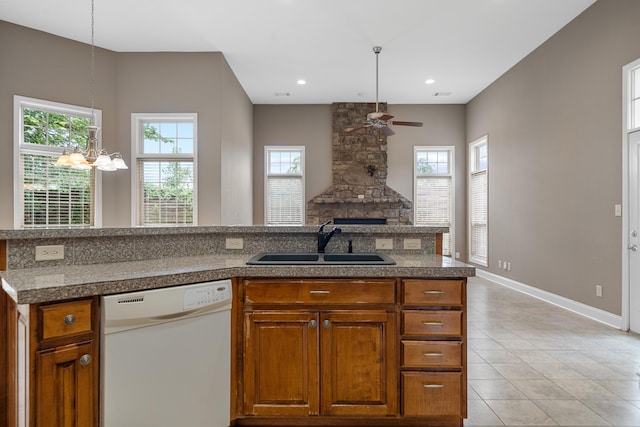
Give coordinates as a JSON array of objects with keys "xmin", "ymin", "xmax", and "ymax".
[
  {"xmin": 309, "ymin": 320, "xmax": 317, "ymax": 328},
  {"xmin": 323, "ymin": 319, "xmax": 331, "ymax": 328},
  {"xmin": 79, "ymin": 354, "xmax": 92, "ymax": 366},
  {"xmin": 64, "ymin": 314, "xmax": 76, "ymax": 325}
]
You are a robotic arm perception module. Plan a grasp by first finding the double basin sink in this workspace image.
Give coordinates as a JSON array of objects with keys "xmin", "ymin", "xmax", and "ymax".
[{"xmin": 246, "ymin": 252, "xmax": 395, "ymax": 265}]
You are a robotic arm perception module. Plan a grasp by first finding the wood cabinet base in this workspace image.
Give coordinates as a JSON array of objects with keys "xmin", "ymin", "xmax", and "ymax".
[{"xmin": 232, "ymin": 416, "xmax": 463, "ymax": 427}]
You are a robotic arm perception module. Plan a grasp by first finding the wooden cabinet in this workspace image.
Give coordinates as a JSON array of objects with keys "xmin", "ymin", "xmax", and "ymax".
[
  {"xmin": 240, "ymin": 279, "xmax": 397, "ymax": 419},
  {"xmin": 236, "ymin": 277, "xmax": 467, "ymax": 427},
  {"xmin": 4, "ymin": 295, "xmax": 99, "ymax": 427},
  {"xmin": 400, "ymin": 279, "xmax": 467, "ymax": 419}
]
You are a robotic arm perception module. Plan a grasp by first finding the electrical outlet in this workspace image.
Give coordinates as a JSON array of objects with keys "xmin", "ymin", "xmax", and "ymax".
[
  {"xmin": 596, "ymin": 285, "xmax": 603, "ymax": 297},
  {"xmin": 375, "ymin": 238, "xmax": 393, "ymax": 250},
  {"xmin": 225, "ymin": 238, "xmax": 243, "ymax": 250},
  {"xmin": 35, "ymin": 245, "xmax": 65, "ymax": 261},
  {"xmin": 507, "ymin": 262, "xmax": 511, "ymax": 271},
  {"xmin": 498, "ymin": 260, "xmax": 502, "ymax": 269},
  {"xmin": 455, "ymin": 252, "xmax": 460, "ymax": 259},
  {"xmin": 403, "ymin": 239, "xmax": 421, "ymax": 250}
]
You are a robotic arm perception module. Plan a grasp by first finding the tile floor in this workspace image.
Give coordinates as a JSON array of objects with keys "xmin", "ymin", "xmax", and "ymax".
[{"xmin": 465, "ymin": 276, "xmax": 640, "ymax": 426}]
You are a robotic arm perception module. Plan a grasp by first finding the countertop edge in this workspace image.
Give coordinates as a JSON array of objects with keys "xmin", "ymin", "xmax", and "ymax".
[{"xmin": 2, "ymin": 257, "xmax": 476, "ymax": 304}]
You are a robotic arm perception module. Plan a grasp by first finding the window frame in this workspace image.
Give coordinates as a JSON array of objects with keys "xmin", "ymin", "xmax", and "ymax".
[
  {"xmin": 468, "ymin": 136, "xmax": 488, "ymax": 266},
  {"xmin": 413, "ymin": 146, "xmax": 455, "ymax": 257},
  {"xmin": 13, "ymin": 95, "xmax": 103, "ymax": 229},
  {"xmin": 264, "ymin": 146, "xmax": 305, "ymax": 226},
  {"xmin": 130, "ymin": 113, "xmax": 198, "ymax": 227}
]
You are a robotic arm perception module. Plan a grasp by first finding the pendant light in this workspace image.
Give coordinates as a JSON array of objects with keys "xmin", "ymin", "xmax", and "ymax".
[{"xmin": 56, "ymin": 0, "xmax": 127, "ymax": 171}]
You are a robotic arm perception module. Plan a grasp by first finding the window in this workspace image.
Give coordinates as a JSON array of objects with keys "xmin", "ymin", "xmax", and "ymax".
[
  {"xmin": 469, "ymin": 136, "xmax": 488, "ymax": 266},
  {"xmin": 265, "ymin": 146, "xmax": 305, "ymax": 225},
  {"xmin": 632, "ymin": 66, "xmax": 640, "ymax": 130},
  {"xmin": 132, "ymin": 114, "xmax": 197, "ymax": 226},
  {"xmin": 414, "ymin": 147, "xmax": 454, "ymax": 256},
  {"xmin": 14, "ymin": 96, "xmax": 100, "ymax": 228}
]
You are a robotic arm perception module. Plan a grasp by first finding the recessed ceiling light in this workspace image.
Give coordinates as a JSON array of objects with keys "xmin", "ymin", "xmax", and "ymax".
[
  {"xmin": 297, "ymin": 79, "xmax": 306, "ymax": 85},
  {"xmin": 425, "ymin": 79, "xmax": 435, "ymax": 85}
]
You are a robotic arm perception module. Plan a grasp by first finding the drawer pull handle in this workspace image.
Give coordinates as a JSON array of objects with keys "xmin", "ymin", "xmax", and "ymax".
[
  {"xmin": 423, "ymin": 290, "xmax": 444, "ymax": 294},
  {"xmin": 310, "ymin": 290, "xmax": 330, "ymax": 295},
  {"xmin": 423, "ymin": 384, "xmax": 444, "ymax": 389},
  {"xmin": 423, "ymin": 352, "xmax": 444, "ymax": 357},
  {"xmin": 64, "ymin": 314, "xmax": 76, "ymax": 325},
  {"xmin": 423, "ymin": 321, "xmax": 444, "ymax": 326},
  {"xmin": 79, "ymin": 354, "xmax": 91, "ymax": 366}
]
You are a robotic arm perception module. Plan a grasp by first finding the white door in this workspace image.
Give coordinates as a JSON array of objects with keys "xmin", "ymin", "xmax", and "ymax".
[{"xmin": 629, "ymin": 130, "xmax": 640, "ymax": 333}]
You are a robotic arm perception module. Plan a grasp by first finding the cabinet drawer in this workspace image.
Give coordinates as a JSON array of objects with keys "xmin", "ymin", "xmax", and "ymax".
[
  {"xmin": 402, "ymin": 310, "xmax": 462, "ymax": 337},
  {"xmin": 39, "ymin": 299, "xmax": 94, "ymax": 340},
  {"xmin": 402, "ymin": 372, "xmax": 462, "ymax": 417},
  {"xmin": 244, "ymin": 279, "xmax": 396, "ymax": 305},
  {"xmin": 402, "ymin": 341, "xmax": 462, "ymax": 368},
  {"xmin": 403, "ymin": 279, "xmax": 463, "ymax": 306}
]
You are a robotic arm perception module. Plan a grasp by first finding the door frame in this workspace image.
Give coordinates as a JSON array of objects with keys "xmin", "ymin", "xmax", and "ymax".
[{"xmin": 622, "ymin": 58, "xmax": 640, "ymax": 332}]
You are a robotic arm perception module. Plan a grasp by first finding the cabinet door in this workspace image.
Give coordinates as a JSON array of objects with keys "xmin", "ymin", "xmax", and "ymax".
[
  {"xmin": 244, "ymin": 311, "xmax": 319, "ymax": 416},
  {"xmin": 320, "ymin": 311, "xmax": 397, "ymax": 416},
  {"xmin": 35, "ymin": 341, "xmax": 96, "ymax": 427}
]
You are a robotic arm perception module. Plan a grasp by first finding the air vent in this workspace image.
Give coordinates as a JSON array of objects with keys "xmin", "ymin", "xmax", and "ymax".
[
  {"xmin": 433, "ymin": 92, "xmax": 452, "ymax": 97},
  {"xmin": 274, "ymin": 92, "xmax": 291, "ymax": 97},
  {"xmin": 117, "ymin": 295, "xmax": 144, "ymax": 304}
]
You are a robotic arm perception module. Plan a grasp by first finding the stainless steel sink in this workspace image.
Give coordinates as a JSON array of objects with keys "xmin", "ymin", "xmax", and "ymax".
[{"xmin": 246, "ymin": 252, "xmax": 395, "ymax": 265}]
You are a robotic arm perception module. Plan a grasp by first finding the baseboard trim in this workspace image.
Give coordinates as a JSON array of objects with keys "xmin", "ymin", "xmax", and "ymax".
[{"xmin": 475, "ymin": 269, "xmax": 623, "ymax": 330}]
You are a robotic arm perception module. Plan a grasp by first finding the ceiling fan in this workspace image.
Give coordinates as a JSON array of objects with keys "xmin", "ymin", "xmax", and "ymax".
[{"xmin": 345, "ymin": 46, "xmax": 423, "ymax": 136}]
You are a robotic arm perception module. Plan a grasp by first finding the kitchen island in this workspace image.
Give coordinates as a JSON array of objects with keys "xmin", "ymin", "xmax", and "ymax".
[{"xmin": 0, "ymin": 226, "xmax": 474, "ymax": 427}]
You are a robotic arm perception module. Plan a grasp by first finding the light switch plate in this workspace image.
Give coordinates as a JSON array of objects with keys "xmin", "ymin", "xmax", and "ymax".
[
  {"xmin": 225, "ymin": 238, "xmax": 243, "ymax": 250},
  {"xmin": 35, "ymin": 245, "xmax": 65, "ymax": 261},
  {"xmin": 375, "ymin": 238, "xmax": 393, "ymax": 250}
]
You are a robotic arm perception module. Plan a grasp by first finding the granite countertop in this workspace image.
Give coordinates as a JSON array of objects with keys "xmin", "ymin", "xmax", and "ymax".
[{"xmin": 1, "ymin": 254, "xmax": 475, "ymax": 304}]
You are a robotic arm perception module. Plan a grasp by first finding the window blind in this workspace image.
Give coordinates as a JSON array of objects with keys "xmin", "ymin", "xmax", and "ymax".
[
  {"xmin": 415, "ymin": 176, "xmax": 452, "ymax": 255},
  {"xmin": 21, "ymin": 153, "xmax": 93, "ymax": 227},
  {"xmin": 266, "ymin": 176, "xmax": 303, "ymax": 225},
  {"xmin": 138, "ymin": 160, "xmax": 194, "ymax": 226},
  {"xmin": 470, "ymin": 169, "xmax": 488, "ymax": 263}
]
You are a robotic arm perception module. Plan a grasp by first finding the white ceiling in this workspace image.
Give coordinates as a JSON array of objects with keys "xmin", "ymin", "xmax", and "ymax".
[{"xmin": 1, "ymin": 0, "xmax": 596, "ymax": 104}]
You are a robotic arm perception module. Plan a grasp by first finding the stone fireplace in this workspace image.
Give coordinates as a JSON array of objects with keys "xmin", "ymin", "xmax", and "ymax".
[{"xmin": 306, "ymin": 102, "xmax": 414, "ymax": 225}]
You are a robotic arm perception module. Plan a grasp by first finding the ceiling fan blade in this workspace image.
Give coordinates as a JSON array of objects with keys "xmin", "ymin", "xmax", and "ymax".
[
  {"xmin": 378, "ymin": 114, "xmax": 394, "ymax": 121},
  {"xmin": 381, "ymin": 126, "xmax": 395, "ymax": 136},
  {"xmin": 391, "ymin": 121, "xmax": 423, "ymax": 127}
]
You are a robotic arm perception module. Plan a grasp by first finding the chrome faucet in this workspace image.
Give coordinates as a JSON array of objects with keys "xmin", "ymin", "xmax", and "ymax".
[{"xmin": 317, "ymin": 220, "xmax": 342, "ymax": 253}]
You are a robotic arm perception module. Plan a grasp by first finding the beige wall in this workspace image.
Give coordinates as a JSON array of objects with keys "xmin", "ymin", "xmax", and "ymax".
[
  {"xmin": 221, "ymin": 57, "xmax": 254, "ymax": 225},
  {"xmin": 0, "ymin": 22, "xmax": 253, "ymax": 228},
  {"xmin": 252, "ymin": 105, "xmax": 333, "ymax": 224},
  {"xmin": 466, "ymin": 0, "xmax": 640, "ymax": 315}
]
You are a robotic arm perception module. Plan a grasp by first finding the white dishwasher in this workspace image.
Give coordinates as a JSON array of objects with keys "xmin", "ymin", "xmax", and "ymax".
[{"xmin": 101, "ymin": 279, "xmax": 232, "ymax": 427}]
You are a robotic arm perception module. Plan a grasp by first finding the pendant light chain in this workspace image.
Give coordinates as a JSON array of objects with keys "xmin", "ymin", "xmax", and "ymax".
[{"xmin": 90, "ymin": 0, "xmax": 96, "ymax": 121}]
